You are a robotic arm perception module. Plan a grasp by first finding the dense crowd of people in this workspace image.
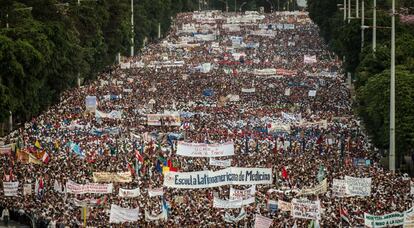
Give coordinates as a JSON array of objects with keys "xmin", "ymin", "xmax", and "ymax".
[{"xmin": 0, "ymin": 10, "xmax": 412, "ymax": 227}]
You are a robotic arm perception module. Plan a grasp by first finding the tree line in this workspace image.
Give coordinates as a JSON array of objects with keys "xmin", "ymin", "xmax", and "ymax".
[{"xmin": 307, "ymin": 0, "xmax": 414, "ymax": 167}]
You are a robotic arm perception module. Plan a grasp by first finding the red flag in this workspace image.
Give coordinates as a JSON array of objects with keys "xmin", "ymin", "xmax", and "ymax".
[
  {"xmin": 282, "ymin": 166, "xmax": 288, "ymax": 179},
  {"xmin": 340, "ymin": 206, "xmax": 351, "ymax": 224},
  {"xmin": 168, "ymin": 159, "xmax": 178, "ymax": 172},
  {"xmin": 135, "ymin": 150, "xmax": 144, "ymax": 163},
  {"xmin": 41, "ymin": 151, "xmax": 50, "ymax": 164},
  {"xmin": 127, "ymin": 163, "xmax": 135, "ymax": 176}
]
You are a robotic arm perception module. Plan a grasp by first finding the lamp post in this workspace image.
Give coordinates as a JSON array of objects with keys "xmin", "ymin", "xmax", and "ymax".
[
  {"xmin": 373, "ymin": 0, "xmax": 377, "ymax": 52},
  {"xmin": 389, "ymin": 0, "xmax": 396, "ymax": 172},
  {"xmin": 130, "ymin": 0, "xmax": 134, "ymax": 57},
  {"xmin": 361, "ymin": 0, "xmax": 365, "ymax": 50}
]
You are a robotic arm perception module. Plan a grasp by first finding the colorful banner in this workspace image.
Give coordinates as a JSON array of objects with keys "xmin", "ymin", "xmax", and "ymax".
[
  {"xmin": 147, "ymin": 114, "xmax": 181, "ymax": 126},
  {"xmin": 163, "ymin": 167, "xmax": 273, "ymax": 189},
  {"xmin": 254, "ymin": 214, "xmax": 273, "ymax": 228},
  {"xmin": 298, "ymin": 178, "xmax": 327, "ymax": 196},
  {"xmin": 229, "ymin": 185, "xmax": 256, "ymax": 200},
  {"xmin": 291, "ymin": 198, "xmax": 321, "ymax": 220},
  {"xmin": 177, "ymin": 141, "xmax": 234, "ymax": 157},
  {"xmin": 109, "ymin": 204, "xmax": 139, "ymax": 224},
  {"xmin": 278, "ymin": 200, "xmax": 292, "ymax": 211},
  {"xmin": 332, "ymin": 179, "xmax": 347, "ymax": 197},
  {"xmin": 209, "ymin": 158, "xmax": 232, "ymax": 167},
  {"xmin": 118, "ymin": 188, "xmax": 140, "ymax": 198},
  {"xmin": 92, "ymin": 172, "xmax": 132, "ymax": 183},
  {"xmin": 3, "ymin": 182, "xmax": 19, "ymax": 196},
  {"xmin": 213, "ymin": 196, "xmax": 255, "ymax": 208},
  {"xmin": 66, "ymin": 180, "xmax": 113, "ymax": 194},
  {"xmin": 148, "ymin": 188, "xmax": 164, "ymax": 197},
  {"xmin": 345, "ymin": 176, "xmax": 371, "ymax": 196}
]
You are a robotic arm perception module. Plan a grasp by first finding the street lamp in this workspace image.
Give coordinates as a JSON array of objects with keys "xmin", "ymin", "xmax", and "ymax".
[
  {"xmin": 239, "ymin": 2, "xmax": 247, "ymax": 12},
  {"xmin": 389, "ymin": 0, "xmax": 396, "ymax": 173}
]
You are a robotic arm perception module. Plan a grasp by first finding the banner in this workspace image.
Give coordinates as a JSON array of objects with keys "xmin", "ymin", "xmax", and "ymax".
[
  {"xmin": 345, "ymin": 176, "xmax": 371, "ymax": 196},
  {"xmin": 230, "ymin": 185, "xmax": 256, "ymax": 200},
  {"xmin": 304, "ymin": 55, "xmax": 317, "ymax": 64},
  {"xmin": 268, "ymin": 200, "xmax": 278, "ymax": 212},
  {"xmin": 95, "ymin": 110, "xmax": 122, "ymax": 119},
  {"xmin": 3, "ymin": 182, "xmax": 19, "ymax": 196},
  {"xmin": 177, "ymin": 141, "xmax": 234, "ymax": 157},
  {"xmin": 254, "ymin": 214, "xmax": 273, "ymax": 228},
  {"xmin": 364, "ymin": 211, "xmax": 405, "ymax": 227},
  {"xmin": 23, "ymin": 184, "xmax": 32, "ymax": 196},
  {"xmin": 145, "ymin": 210, "xmax": 167, "ymax": 221},
  {"xmin": 332, "ymin": 179, "xmax": 347, "ymax": 197},
  {"xmin": 291, "ymin": 198, "xmax": 321, "ymax": 220},
  {"xmin": 163, "ymin": 167, "xmax": 273, "ymax": 189},
  {"xmin": 66, "ymin": 180, "xmax": 113, "ymax": 194},
  {"xmin": 109, "ymin": 204, "xmax": 139, "ymax": 224},
  {"xmin": 92, "ymin": 172, "xmax": 132, "ymax": 183},
  {"xmin": 209, "ymin": 158, "xmax": 232, "ymax": 167},
  {"xmin": 411, "ymin": 181, "xmax": 414, "ymax": 195},
  {"xmin": 298, "ymin": 178, "xmax": 327, "ymax": 196},
  {"xmin": 118, "ymin": 188, "xmax": 140, "ymax": 198},
  {"xmin": 278, "ymin": 200, "xmax": 292, "ymax": 211},
  {"xmin": 147, "ymin": 114, "xmax": 181, "ymax": 126},
  {"xmin": 253, "ymin": 68, "xmax": 276, "ymax": 75},
  {"xmin": 224, "ymin": 208, "xmax": 247, "ymax": 223},
  {"xmin": 242, "ymin": 88, "xmax": 256, "ymax": 93},
  {"xmin": 308, "ymin": 90, "xmax": 317, "ymax": 97},
  {"xmin": 148, "ymin": 188, "xmax": 164, "ymax": 197},
  {"xmin": 0, "ymin": 145, "xmax": 12, "ymax": 155},
  {"xmin": 213, "ymin": 196, "xmax": 255, "ymax": 208},
  {"xmin": 405, "ymin": 207, "xmax": 414, "ymax": 228}
]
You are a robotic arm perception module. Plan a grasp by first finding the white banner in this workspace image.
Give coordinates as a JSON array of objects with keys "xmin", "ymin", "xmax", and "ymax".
[
  {"xmin": 224, "ymin": 208, "xmax": 247, "ymax": 223},
  {"xmin": 164, "ymin": 167, "xmax": 273, "ymax": 189},
  {"xmin": 118, "ymin": 188, "xmax": 140, "ymax": 198},
  {"xmin": 230, "ymin": 185, "xmax": 256, "ymax": 200},
  {"xmin": 109, "ymin": 204, "xmax": 139, "ymax": 224},
  {"xmin": 148, "ymin": 188, "xmax": 164, "ymax": 197},
  {"xmin": 345, "ymin": 176, "xmax": 371, "ymax": 196},
  {"xmin": 404, "ymin": 207, "xmax": 414, "ymax": 228},
  {"xmin": 298, "ymin": 179, "xmax": 327, "ymax": 196},
  {"xmin": 210, "ymin": 158, "xmax": 232, "ymax": 167},
  {"xmin": 254, "ymin": 214, "xmax": 273, "ymax": 228},
  {"xmin": 3, "ymin": 182, "xmax": 19, "ymax": 196},
  {"xmin": 66, "ymin": 180, "xmax": 113, "ymax": 194},
  {"xmin": 291, "ymin": 198, "xmax": 321, "ymax": 220},
  {"xmin": 364, "ymin": 211, "xmax": 405, "ymax": 227},
  {"xmin": 95, "ymin": 110, "xmax": 122, "ymax": 119},
  {"xmin": 411, "ymin": 181, "xmax": 414, "ymax": 195},
  {"xmin": 304, "ymin": 55, "xmax": 317, "ymax": 64},
  {"xmin": 332, "ymin": 179, "xmax": 347, "ymax": 197},
  {"xmin": 145, "ymin": 210, "xmax": 167, "ymax": 221},
  {"xmin": 241, "ymin": 88, "xmax": 256, "ymax": 93},
  {"xmin": 253, "ymin": 68, "xmax": 277, "ymax": 75},
  {"xmin": 213, "ymin": 196, "xmax": 255, "ymax": 208},
  {"xmin": 177, "ymin": 141, "xmax": 234, "ymax": 157},
  {"xmin": 308, "ymin": 90, "xmax": 317, "ymax": 97}
]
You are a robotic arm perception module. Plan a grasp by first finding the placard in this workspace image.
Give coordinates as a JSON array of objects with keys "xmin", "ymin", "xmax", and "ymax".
[{"xmin": 177, "ymin": 141, "xmax": 234, "ymax": 157}]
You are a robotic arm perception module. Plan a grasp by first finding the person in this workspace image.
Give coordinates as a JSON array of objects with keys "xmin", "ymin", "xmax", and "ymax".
[{"xmin": 2, "ymin": 207, "xmax": 9, "ymax": 226}]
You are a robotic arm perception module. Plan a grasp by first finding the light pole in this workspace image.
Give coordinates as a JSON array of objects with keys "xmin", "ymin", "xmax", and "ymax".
[
  {"xmin": 344, "ymin": 0, "xmax": 346, "ymax": 21},
  {"xmin": 239, "ymin": 2, "xmax": 247, "ymax": 12},
  {"xmin": 348, "ymin": 0, "xmax": 351, "ymax": 23},
  {"xmin": 130, "ymin": 0, "xmax": 134, "ymax": 57},
  {"xmin": 356, "ymin": 0, "xmax": 359, "ymax": 18},
  {"xmin": 361, "ymin": 0, "xmax": 365, "ymax": 50},
  {"xmin": 389, "ymin": 0, "xmax": 396, "ymax": 172},
  {"xmin": 234, "ymin": 0, "xmax": 237, "ymax": 12},
  {"xmin": 373, "ymin": 0, "xmax": 377, "ymax": 52}
]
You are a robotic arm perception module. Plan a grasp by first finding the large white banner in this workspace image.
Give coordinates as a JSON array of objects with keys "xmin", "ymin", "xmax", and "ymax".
[
  {"xmin": 230, "ymin": 185, "xmax": 256, "ymax": 200},
  {"xmin": 145, "ymin": 210, "xmax": 167, "ymax": 221},
  {"xmin": 213, "ymin": 196, "xmax": 255, "ymax": 208},
  {"xmin": 254, "ymin": 214, "xmax": 273, "ymax": 228},
  {"xmin": 148, "ymin": 188, "xmax": 164, "ymax": 197},
  {"xmin": 404, "ymin": 207, "xmax": 414, "ymax": 228},
  {"xmin": 163, "ymin": 167, "xmax": 272, "ymax": 189},
  {"xmin": 345, "ymin": 176, "xmax": 371, "ymax": 196},
  {"xmin": 278, "ymin": 200, "xmax": 292, "ymax": 211},
  {"xmin": 332, "ymin": 179, "xmax": 347, "ymax": 197},
  {"xmin": 3, "ymin": 182, "xmax": 19, "ymax": 196},
  {"xmin": 291, "ymin": 198, "xmax": 321, "ymax": 220},
  {"xmin": 177, "ymin": 141, "xmax": 234, "ymax": 157},
  {"xmin": 109, "ymin": 204, "xmax": 139, "ymax": 224},
  {"xmin": 364, "ymin": 211, "xmax": 405, "ymax": 227},
  {"xmin": 66, "ymin": 180, "xmax": 113, "ymax": 194},
  {"xmin": 118, "ymin": 188, "xmax": 140, "ymax": 198},
  {"xmin": 147, "ymin": 114, "xmax": 181, "ymax": 126},
  {"xmin": 209, "ymin": 158, "xmax": 232, "ymax": 167}
]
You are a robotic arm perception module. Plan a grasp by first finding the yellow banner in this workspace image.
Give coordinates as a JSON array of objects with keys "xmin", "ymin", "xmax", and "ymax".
[{"xmin": 92, "ymin": 172, "xmax": 132, "ymax": 183}]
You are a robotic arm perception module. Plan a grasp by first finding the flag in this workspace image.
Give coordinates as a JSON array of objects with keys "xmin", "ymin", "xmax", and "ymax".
[
  {"xmin": 162, "ymin": 166, "xmax": 170, "ymax": 175},
  {"xmin": 40, "ymin": 151, "xmax": 50, "ymax": 164},
  {"xmin": 35, "ymin": 140, "xmax": 41, "ymax": 149},
  {"xmin": 135, "ymin": 150, "xmax": 144, "ymax": 163},
  {"xmin": 316, "ymin": 165, "xmax": 325, "ymax": 182},
  {"xmin": 127, "ymin": 162, "xmax": 136, "ymax": 176},
  {"xmin": 155, "ymin": 160, "xmax": 162, "ymax": 173},
  {"xmin": 282, "ymin": 166, "xmax": 288, "ymax": 179},
  {"xmin": 340, "ymin": 207, "xmax": 351, "ymax": 225}
]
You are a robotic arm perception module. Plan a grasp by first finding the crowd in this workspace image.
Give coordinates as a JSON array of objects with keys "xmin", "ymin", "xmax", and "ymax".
[{"xmin": 0, "ymin": 10, "xmax": 412, "ymax": 228}]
